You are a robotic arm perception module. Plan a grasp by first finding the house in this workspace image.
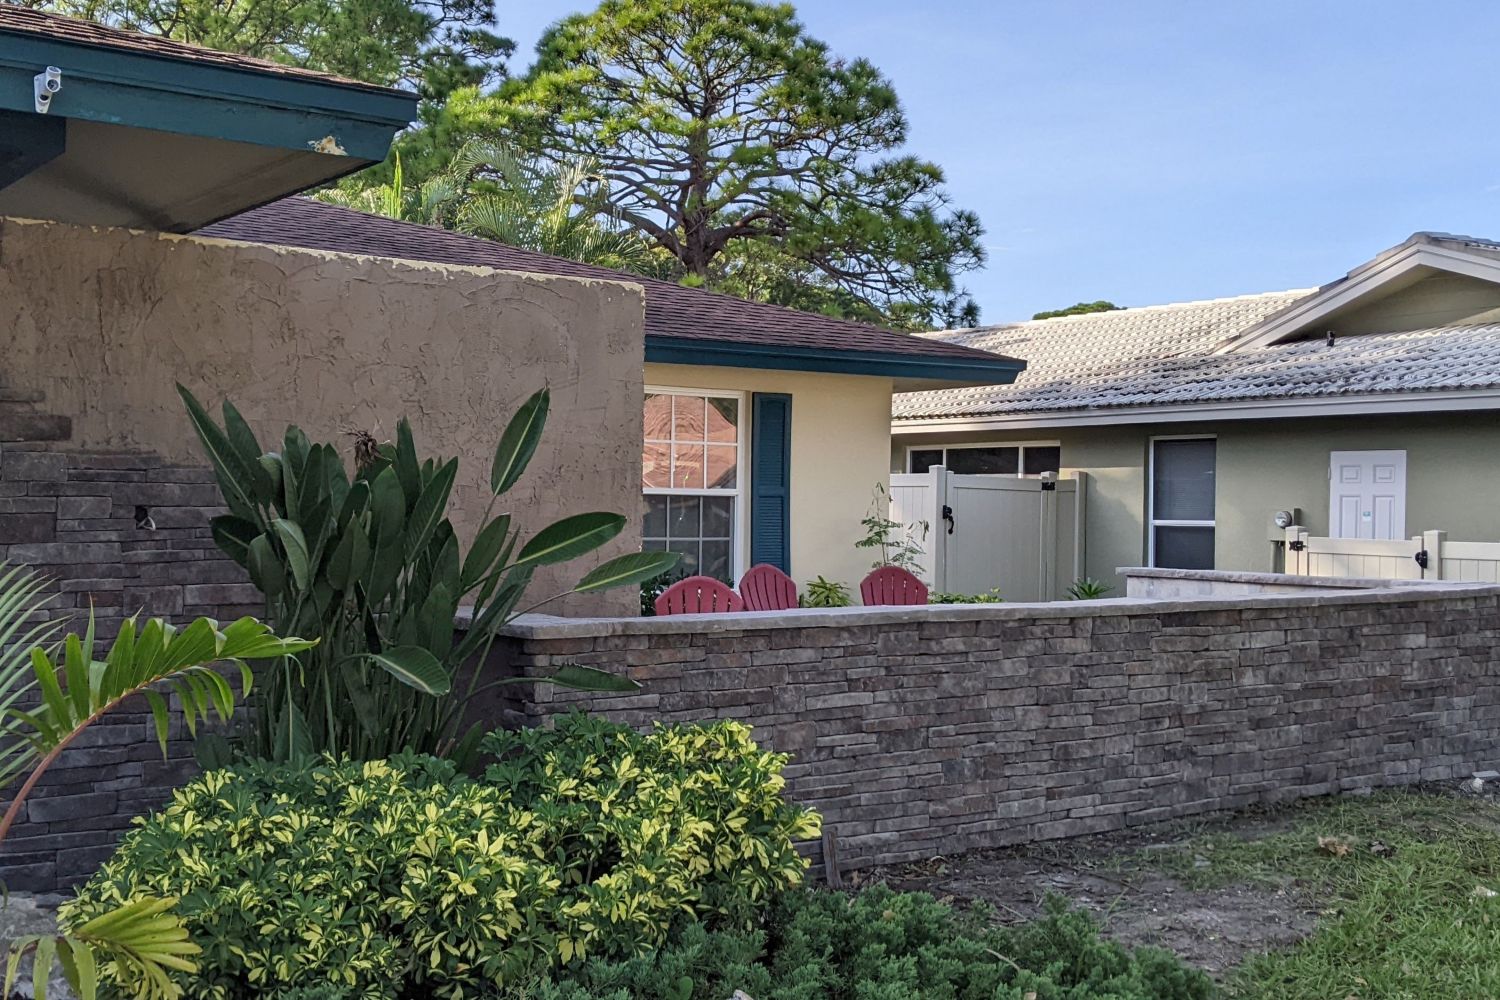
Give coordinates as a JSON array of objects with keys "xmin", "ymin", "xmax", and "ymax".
[
  {"xmin": 202, "ymin": 198, "xmax": 1025, "ymax": 590},
  {"xmin": 892, "ymin": 233, "xmax": 1500, "ymax": 590}
]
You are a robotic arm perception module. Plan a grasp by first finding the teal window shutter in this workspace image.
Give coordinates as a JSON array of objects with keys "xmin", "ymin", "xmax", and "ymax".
[{"xmin": 751, "ymin": 393, "xmax": 792, "ymax": 572}]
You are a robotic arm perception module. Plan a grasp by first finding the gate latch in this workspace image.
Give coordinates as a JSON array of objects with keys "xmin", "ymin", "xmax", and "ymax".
[
  {"xmin": 1415, "ymin": 549, "xmax": 1430, "ymax": 570},
  {"xmin": 941, "ymin": 504, "xmax": 954, "ymax": 535},
  {"xmin": 1288, "ymin": 539, "xmax": 1306, "ymax": 552}
]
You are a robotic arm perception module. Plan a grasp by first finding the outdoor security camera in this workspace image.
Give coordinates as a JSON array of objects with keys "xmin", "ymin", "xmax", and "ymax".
[{"xmin": 34, "ymin": 66, "xmax": 62, "ymax": 114}]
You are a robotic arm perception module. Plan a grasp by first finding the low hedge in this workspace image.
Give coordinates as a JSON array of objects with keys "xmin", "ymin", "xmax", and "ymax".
[
  {"xmin": 63, "ymin": 716, "xmax": 819, "ymax": 999},
  {"xmin": 528, "ymin": 886, "xmax": 1215, "ymax": 1000}
]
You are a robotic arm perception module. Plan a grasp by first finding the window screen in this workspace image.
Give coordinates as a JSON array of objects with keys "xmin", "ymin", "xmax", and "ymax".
[
  {"xmin": 1023, "ymin": 446, "xmax": 1062, "ymax": 476},
  {"xmin": 1152, "ymin": 439, "xmax": 1216, "ymax": 521},
  {"xmin": 1150, "ymin": 438, "xmax": 1216, "ymax": 570},
  {"xmin": 948, "ymin": 447, "xmax": 1018, "ymax": 475},
  {"xmin": 908, "ymin": 449, "xmax": 944, "ymax": 474}
]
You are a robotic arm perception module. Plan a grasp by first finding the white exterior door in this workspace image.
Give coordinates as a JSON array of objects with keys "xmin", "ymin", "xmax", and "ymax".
[{"xmin": 1329, "ymin": 450, "xmax": 1406, "ymax": 539}]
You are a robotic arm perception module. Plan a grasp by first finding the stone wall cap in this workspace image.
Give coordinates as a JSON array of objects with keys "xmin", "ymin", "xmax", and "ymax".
[
  {"xmin": 465, "ymin": 580, "xmax": 1500, "ymax": 641},
  {"xmin": 1118, "ymin": 566, "xmax": 1463, "ymax": 591}
]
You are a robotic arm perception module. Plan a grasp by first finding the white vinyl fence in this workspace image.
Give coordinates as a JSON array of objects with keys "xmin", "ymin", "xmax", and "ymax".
[
  {"xmin": 1283, "ymin": 527, "xmax": 1500, "ymax": 582},
  {"xmin": 889, "ymin": 467, "xmax": 1088, "ymax": 601}
]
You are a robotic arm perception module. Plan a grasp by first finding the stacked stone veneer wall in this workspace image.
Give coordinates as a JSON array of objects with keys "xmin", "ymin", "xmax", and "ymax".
[
  {"xmin": 498, "ymin": 589, "xmax": 1500, "ymax": 870},
  {"xmin": 0, "ymin": 445, "xmax": 251, "ymax": 891}
]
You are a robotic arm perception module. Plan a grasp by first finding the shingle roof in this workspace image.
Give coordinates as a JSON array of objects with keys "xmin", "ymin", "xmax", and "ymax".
[
  {"xmin": 893, "ymin": 289, "xmax": 1315, "ymax": 419},
  {"xmin": 0, "ymin": 6, "xmax": 405, "ymax": 95},
  {"xmin": 202, "ymin": 197, "xmax": 1023, "ymax": 374}
]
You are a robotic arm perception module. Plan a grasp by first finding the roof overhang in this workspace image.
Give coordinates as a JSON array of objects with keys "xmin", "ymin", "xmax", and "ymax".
[
  {"xmin": 0, "ymin": 28, "xmax": 417, "ymax": 232},
  {"xmin": 1216, "ymin": 239, "xmax": 1500, "ymax": 354},
  {"xmin": 646, "ymin": 335, "xmax": 1027, "ymax": 392},
  {"xmin": 892, "ymin": 385, "xmax": 1500, "ymax": 434}
]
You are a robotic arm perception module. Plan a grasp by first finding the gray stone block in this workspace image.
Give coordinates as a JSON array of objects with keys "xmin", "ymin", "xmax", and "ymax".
[
  {"xmin": 8, "ymin": 541, "xmax": 120, "ymax": 565},
  {"xmin": 26, "ymin": 792, "xmax": 118, "ymax": 823},
  {"xmin": 56, "ymin": 496, "xmax": 111, "ymax": 519},
  {"xmin": 0, "ymin": 512, "xmax": 55, "ymax": 544},
  {"xmin": 0, "ymin": 451, "xmax": 67, "ymax": 481}
]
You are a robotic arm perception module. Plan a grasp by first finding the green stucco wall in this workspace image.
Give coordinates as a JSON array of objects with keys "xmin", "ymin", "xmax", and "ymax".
[{"xmin": 893, "ymin": 411, "xmax": 1500, "ymax": 590}]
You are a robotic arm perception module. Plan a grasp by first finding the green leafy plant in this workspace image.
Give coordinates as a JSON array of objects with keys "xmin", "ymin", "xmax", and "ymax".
[
  {"xmin": 640, "ymin": 569, "xmax": 686, "ymax": 616},
  {"xmin": 0, "ymin": 563, "xmax": 314, "ymax": 1000},
  {"xmin": 1067, "ymin": 577, "xmax": 1114, "ymax": 600},
  {"xmin": 66, "ymin": 716, "xmax": 820, "ymax": 997},
  {"xmin": 929, "ymin": 589, "xmax": 1004, "ymax": 604},
  {"xmin": 800, "ymin": 576, "xmax": 852, "ymax": 608},
  {"xmin": 178, "ymin": 385, "xmax": 678, "ymax": 761},
  {"xmin": 524, "ymin": 885, "xmax": 1213, "ymax": 1000},
  {"xmin": 855, "ymin": 483, "xmax": 928, "ymax": 575}
]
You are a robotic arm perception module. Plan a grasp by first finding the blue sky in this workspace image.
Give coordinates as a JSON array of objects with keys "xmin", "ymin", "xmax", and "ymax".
[{"xmin": 499, "ymin": 1, "xmax": 1500, "ymax": 323}]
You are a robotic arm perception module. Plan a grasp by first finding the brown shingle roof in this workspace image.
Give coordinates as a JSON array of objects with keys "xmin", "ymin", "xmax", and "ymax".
[
  {"xmin": 200, "ymin": 197, "xmax": 1023, "ymax": 373},
  {"xmin": 0, "ymin": 6, "xmax": 406, "ymax": 95}
]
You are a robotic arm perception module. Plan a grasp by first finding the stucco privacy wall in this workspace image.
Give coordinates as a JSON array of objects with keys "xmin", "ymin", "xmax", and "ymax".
[
  {"xmin": 892, "ymin": 411, "xmax": 1500, "ymax": 590},
  {"xmin": 500, "ymin": 587, "xmax": 1500, "ymax": 871},
  {"xmin": 647, "ymin": 362, "xmax": 895, "ymax": 591},
  {"xmin": 0, "ymin": 216, "xmax": 647, "ymax": 613}
]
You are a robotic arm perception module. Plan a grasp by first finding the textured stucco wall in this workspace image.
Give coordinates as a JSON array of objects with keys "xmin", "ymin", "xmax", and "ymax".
[
  {"xmin": 893, "ymin": 410, "xmax": 1500, "ymax": 589},
  {"xmin": 1, "ymin": 217, "xmax": 646, "ymax": 613},
  {"xmin": 647, "ymin": 362, "xmax": 894, "ymax": 592}
]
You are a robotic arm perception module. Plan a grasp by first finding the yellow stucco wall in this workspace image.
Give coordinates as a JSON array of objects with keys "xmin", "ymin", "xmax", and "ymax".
[
  {"xmin": 893, "ymin": 411, "xmax": 1500, "ymax": 590},
  {"xmin": 648, "ymin": 363, "xmax": 894, "ymax": 592},
  {"xmin": 1, "ymin": 216, "xmax": 647, "ymax": 613}
]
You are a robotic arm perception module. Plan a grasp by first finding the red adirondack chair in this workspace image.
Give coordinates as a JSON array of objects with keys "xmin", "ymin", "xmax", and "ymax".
[
  {"xmin": 738, "ymin": 563, "xmax": 799, "ymax": 611},
  {"xmin": 654, "ymin": 575, "xmax": 745, "ymax": 616},
  {"xmin": 859, "ymin": 566, "xmax": 928, "ymax": 606}
]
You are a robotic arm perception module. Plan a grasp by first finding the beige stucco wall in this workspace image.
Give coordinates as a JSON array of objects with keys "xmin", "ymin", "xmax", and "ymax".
[
  {"xmin": 1328, "ymin": 272, "xmax": 1500, "ymax": 336},
  {"xmin": 893, "ymin": 411, "xmax": 1500, "ymax": 591},
  {"xmin": 648, "ymin": 362, "xmax": 894, "ymax": 592},
  {"xmin": 1, "ymin": 216, "xmax": 646, "ymax": 614}
]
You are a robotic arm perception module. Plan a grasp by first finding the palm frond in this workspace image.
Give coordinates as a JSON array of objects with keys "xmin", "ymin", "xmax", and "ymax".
[
  {"xmin": 0, "ymin": 563, "xmax": 64, "ymax": 725},
  {"xmin": 1, "ymin": 607, "xmax": 316, "ymax": 839},
  {"xmin": 0, "ymin": 569, "xmax": 315, "ymax": 1000}
]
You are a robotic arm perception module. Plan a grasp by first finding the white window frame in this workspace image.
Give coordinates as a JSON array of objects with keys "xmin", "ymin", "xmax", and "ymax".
[
  {"xmin": 904, "ymin": 441, "xmax": 1062, "ymax": 478},
  {"xmin": 1147, "ymin": 435, "xmax": 1217, "ymax": 569},
  {"xmin": 643, "ymin": 385, "xmax": 750, "ymax": 583}
]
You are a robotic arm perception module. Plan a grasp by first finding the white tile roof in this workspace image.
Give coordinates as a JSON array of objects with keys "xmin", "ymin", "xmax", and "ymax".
[
  {"xmin": 900, "ymin": 322, "xmax": 1500, "ymax": 417},
  {"xmin": 894, "ymin": 289, "xmax": 1317, "ymax": 420}
]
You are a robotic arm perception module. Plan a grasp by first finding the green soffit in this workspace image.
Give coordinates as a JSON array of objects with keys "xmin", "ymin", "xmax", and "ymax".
[
  {"xmin": 644, "ymin": 335, "xmax": 1026, "ymax": 386},
  {"xmin": 0, "ymin": 29, "xmax": 417, "ymax": 163}
]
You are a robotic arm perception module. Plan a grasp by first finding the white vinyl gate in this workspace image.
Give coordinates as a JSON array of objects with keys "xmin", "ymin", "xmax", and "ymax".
[
  {"xmin": 889, "ymin": 466, "xmax": 1088, "ymax": 601},
  {"xmin": 1283, "ymin": 526, "xmax": 1500, "ymax": 582}
]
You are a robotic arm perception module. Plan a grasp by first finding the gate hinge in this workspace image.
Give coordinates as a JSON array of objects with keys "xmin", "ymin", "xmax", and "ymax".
[
  {"xmin": 1040, "ymin": 481, "xmax": 1057, "ymax": 491},
  {"xmin": 1288, "ymin": 539, "xmax": 1306, "ymax": 552},
  {"xmin": 1415, "ymin": 549, "xmax": 1430, "ymax": 570}
]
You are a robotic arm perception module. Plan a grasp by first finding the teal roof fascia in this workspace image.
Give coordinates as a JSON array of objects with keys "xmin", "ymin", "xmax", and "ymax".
[
  {"xmin": 0, "ymin": 30, "xmax": 417, "ymax": 163},
  {"xmin": 645, "ymin": 335, "xmax": 1027, "ymax": 385}
]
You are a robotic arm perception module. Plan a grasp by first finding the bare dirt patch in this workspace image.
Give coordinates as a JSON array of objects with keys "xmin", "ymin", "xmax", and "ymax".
[{"xmin": 856, "ymin": 812, "xmax": 1320, "ymax": 977}]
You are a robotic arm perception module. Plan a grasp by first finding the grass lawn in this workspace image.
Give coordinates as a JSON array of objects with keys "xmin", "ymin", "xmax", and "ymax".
[{"xmin": 1143, "ymin": 790, "xmax": 1500, "ymax": 1000}]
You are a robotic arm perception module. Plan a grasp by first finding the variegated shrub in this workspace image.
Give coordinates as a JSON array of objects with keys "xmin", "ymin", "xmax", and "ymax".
[{"xmin": 62, "ymin": 716, "xmax": 819, "ymax": 999}]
